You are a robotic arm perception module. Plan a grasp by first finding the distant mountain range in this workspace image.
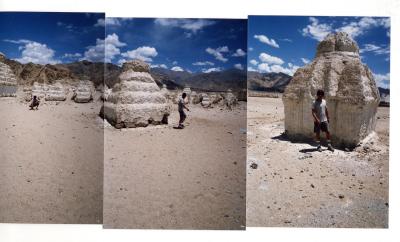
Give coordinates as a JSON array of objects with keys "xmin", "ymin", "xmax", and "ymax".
[
  {"xmin": 247, "ymin": 71, "xmax": 292, "ymax": 93},
  {"xmin": 3, "ymin": 57, "xmax": 246, "ymax": 92}
]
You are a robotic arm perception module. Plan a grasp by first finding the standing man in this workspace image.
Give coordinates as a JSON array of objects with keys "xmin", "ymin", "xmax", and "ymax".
[
  {"xmin": 312, "ymin": 89, "xmax": 334, "ymax": 152},
  {"xmin": 178, "ymin": 92, "xmax": 190, "ymax": 129}
]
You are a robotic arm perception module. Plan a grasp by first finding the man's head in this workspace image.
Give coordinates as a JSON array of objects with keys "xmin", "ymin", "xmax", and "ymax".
[
  {"xmin": 33, "ymin": 95, "xmax": 37, "ymax": 100},
  {"xmin": 182, "ymin": 93, "xmax": 187, "ymax": 98},
  {"xmin": 316, "ymin": 89, "xmax": 324, "ymax": 100}
]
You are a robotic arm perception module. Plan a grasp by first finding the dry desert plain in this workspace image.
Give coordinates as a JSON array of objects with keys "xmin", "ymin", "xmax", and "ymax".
[{"xmin": 246, "ymin": 96, "xmax": 389, "ymax": 228}]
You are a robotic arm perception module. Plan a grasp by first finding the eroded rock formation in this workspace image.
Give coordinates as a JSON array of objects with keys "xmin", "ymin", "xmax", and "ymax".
[
  {"xmin": 73, "ymin": 80, "xmax": 94, "ymax": 103},
  {"xmin": 0, "ymin": 54, "xmax": 18, "ymax": 97},
  {"xmin": 283, "ymin": 32, "xmax": 380, "ymax": 148},
  {"xmin": 101, "ymin": 60, "xmax": 170, "ymax": 128}
]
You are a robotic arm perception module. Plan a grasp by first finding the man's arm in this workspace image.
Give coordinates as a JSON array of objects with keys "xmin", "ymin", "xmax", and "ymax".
[
  {"xmin": 325, "ymin": 107, "xmax": 329, "ymax": 123},
  {"xmin": 183, "ymin": 103, "xmax": 190, "ymax": 111},
  {"xmin": 312, "ymin": 109, "xmax": 319, "ymax": 123}
]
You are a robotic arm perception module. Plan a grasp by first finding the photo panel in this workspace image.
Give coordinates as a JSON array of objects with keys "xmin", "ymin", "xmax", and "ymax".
[
  {"xmin": 0, "ymin": 12, "xmax": 105, "ymax": 224},
  {"xmin": 102, "ymin": 18, "xmax": 247, "ymax": 229},
  {"xmin": 247, "ymin": 15, "xmax": 390, "ymax": 228}
]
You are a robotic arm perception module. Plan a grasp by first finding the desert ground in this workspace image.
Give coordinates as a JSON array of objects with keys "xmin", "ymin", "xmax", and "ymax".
[
  {"xmin": 103, "ymin": 102, "xmax": 246, "ymax": 229},
  {"xmin": 0, "ymin": 96, "xmax": 103, "ymax": 224},
  {"xmin": 247, "ymin": 96, "xmax": 389, "ymax": 228}
]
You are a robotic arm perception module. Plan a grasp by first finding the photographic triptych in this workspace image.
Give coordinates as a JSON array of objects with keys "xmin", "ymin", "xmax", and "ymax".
[{"xmin": 0, "ymin": 12, "xmax": 390, "ymax": 229}]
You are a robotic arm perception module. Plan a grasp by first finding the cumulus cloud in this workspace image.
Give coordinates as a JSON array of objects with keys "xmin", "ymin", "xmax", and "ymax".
[
  {"xmin": 247, "ymin": 66, "xmax": 257, "ymax": 72},
  {"xmin": 82, "ymin": 33, "xmax": 126, "ymax": 63},
  {"xmin": 259, "ymin": 52, "xmax": 284, "ymax": 65},
  {"xmin": 250, "ymin": 59, "xmax": 258, "ymax": 66},
  {"xmin": 234, "ymin": 63, "xmax": 244, "ymax": 70},
  {"xmin": 336, "ymin": 17, "xmax": 390, "ymax": 39},
  {"xmin": 202, "ymin": 67, "xmax": 222, "ymax": 73},
  {"xmin": 117, "ymin": 58, "xmax": 127, "ymax": 66},
  {"xmin": 192, "ymin": 61, "xmax": 214, "ymax": 66},
  {"xmin": 257, "ymin": 62, "xmax": 299, "ymax": 76},
  {"xmin": 4, "ymin": 39, "xmax": 60, "ymax": 64},
  {"xmin": 121, "ymin": 46, "xmax": 158, "ymax": 62},
  {"xmin": 171, "ymin": 66, "xmax": 184, "ymax": 72},
  {"xmin": 232, "ymin": 48, "xmax": 246, "ymax": 57},
  {"xmin": 154, "ymin": 18, "xmax": 215, "ymax": 34},
  {"xmin": 373, "ymin": 72, "xmax": 390, "ymax": 88},
  {"xmin": 302, "ymin": 17, "xmax": 333, "ymax": 41},
  {"xmin": 301, "ymin": 58, "xmax": 310, "ymax": 64},
  {"xmin": 302, "ymin": 17, "xmax": 390, "ymax": 41},
  {"xmin": 206, "ymin": 46, "xmax": 229, "ymax": 62},
  {"xmin": 254, "ymin": 34, "xmax": 279, "ymax": 48}
]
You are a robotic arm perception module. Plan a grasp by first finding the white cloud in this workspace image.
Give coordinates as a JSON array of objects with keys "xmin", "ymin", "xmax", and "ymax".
[
  {"xmin": 248, "ymin": 47, "xmax": 254, "ymax": 51},
  {"xmin": 206, "ymin": 46, "xmax": 229, "ymax": 62},
  {"xmin": 234, "ymin": 63, "xmax": 244, "ymax": 70},
  {"xmin": 95, "ymin": 18, "xmax": 125, "ymax": 27},
  {"xmin": 82, "ymin": 33, "xmax": 126, "ymax": 63},
  {"xmin": 171, "ymin": 66, "xmax": 184, "ymax": 72},
  {"xmin": 259, "ymin": 52, "xmax": 284, "ymax": 65},
  {"xmin": 302, "ymin": 17, "xmax": 333, "ymax": 41},
  {"xmin": 202, "ymin": 67, "xmax": 222, "ymax": 73},
  {"xmin": 302, "ymin": 17, "xmax": 390, "ymax": 41},
  {"xmin": 154, "ymin": 18, "xmax": 215, "ymax": 33},
  {"xmin": 281, "ymin": 38, "xmax": 293, "ymax": 42},
  {"xmin": 301, "ymin": 58, "xmax": 310, "ymax": 64},
  {"xmin": 63, "ymin": 53, "xmax": 82, "ymax": 59},
  {"xmin": 151, "ymin": 64, "xmax": 168, "ymax": 69},
  {"xmin": 254, "ymin": 34, "xmax": 279, "ymax": 48},
  {"xmin": 337, "ymin": 17, "xmax": 390, "ymax": 39},
  {"xmin": 6, "ymin": 39, "xmax": 60, "ymax": 64},
  {"xmin": 250, "ymin": 59, "xmax": 258, "ymax": 66},
  {"xmin": 247, "ymin": 66, "xmax": 257, "ymax": 72},
  {"xmin": 232, "ymin": 48, "xmax": 246, "ymax": 57},
  {"xmin": 192, "ymin": 61, "xmax": 214, "ymax": 66},
  {"xmin": 117, "ymin": 58, "xmax": 127, "ymax": 66},
  {"xmin": 360, "ymin": 44, "xmax": 390, "ymax": 55},
  {"xmin": 257, "ymin": 62, "xmax": 299, "ymax": 76},
  {"xmin": 121, "ymin": 46, "xmax": 158, "ymax": 62},
  {"xmin": 373, "ymin": 72, "xmax": 390, "ymax": 88},
  {"xmin": 172, "ymin": 61, "xmax": 178, "ymax": 65}
]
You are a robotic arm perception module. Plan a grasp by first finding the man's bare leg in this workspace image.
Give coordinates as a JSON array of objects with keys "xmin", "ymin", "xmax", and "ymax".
[
  {"xmin": 315, "ymin": 132, "xmax": 322, "ymax": 152},
  {"xmin": 326, "ymin": 131, "xmax": 334, "ymax": 151}
]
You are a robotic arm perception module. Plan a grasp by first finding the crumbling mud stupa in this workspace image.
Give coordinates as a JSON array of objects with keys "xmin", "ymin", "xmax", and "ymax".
[
  {"xmin": 0, "ymin": 54, "xmax": 17, "ymax": 97},
  {"xmin": 45, "ymin": 82, "xmax": 67, "ymax": 101},
  {"xmin": 283, "ymin": 32, "xmax": 380, "ymax": 148},
  {"xmin": 73, "ymin": 80, "xmax": 94, "ymax": 103},
  {"xmin": 101, "ymin": 59, "xmax": 170, "ymax": 128}
]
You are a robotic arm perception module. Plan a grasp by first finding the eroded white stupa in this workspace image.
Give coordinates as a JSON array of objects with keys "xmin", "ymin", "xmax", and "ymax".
[
  {"xmin": 283, "ymin": 32, "xmax": 380, "ymax": 148},
  {"xmin": 0, "ymin": 53, "xmax": 17, "ymax": 97},
  {"xmin": 102, "ymin": 59, "xmax": 170, "ymax": 128}
]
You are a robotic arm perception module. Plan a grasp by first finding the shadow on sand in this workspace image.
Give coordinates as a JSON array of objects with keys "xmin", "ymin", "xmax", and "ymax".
[{"xmin": 271, "ymin": 132, "xmax": 335, "ymax": 153}]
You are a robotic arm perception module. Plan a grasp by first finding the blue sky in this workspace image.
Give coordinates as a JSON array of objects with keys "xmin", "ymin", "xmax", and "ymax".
[
  {"xmin": 0, "ymin": 12, "xmax": 105, "ymax": 64},
  {"xmin": 105, "ymin": 18, "xmax": 247, "ymax": 73},
  {"xmin": 248, "ymin": 16, "xmax": 390, "ymax": 89}
]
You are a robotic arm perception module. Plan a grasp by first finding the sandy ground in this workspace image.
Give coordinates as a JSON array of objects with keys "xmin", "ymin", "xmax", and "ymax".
[
  {"xmin": 247, "ymin": 97, "xmax": 389, "ymax": 228},
  {"xmin": 0, "ymin": 97, "xmax": 103, "ymax": 224},
  {"xmin": 103, "ymin": 102, "xmax": 246, "ymax": 230}
]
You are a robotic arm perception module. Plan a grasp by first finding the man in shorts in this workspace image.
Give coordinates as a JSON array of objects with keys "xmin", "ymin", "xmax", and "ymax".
[
  {"xmin": 312, "ymin": 89, "xmax": 334, "ymax": 152},
  {"xmin": 178, "ymin": 92, "xmax": 190, "ymax": 129}
]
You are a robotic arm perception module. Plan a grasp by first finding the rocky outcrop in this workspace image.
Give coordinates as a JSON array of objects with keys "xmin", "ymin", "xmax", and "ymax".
[
  {"xmin": 31, "ymin": 82, "xmax": 47, "ymax": 99},
  {"xmin": 223, "ymin": 89, "xmax": 238, "ymax": 109},
  {"xmin": 101, "ymin": 60, "xmax": 170, "ymax": 128},
  {"xmin": 283, "ymin": 32, "xmax": 380, "ymax": 148},
  {"xmin": 201, "ymin": 94, "xmax": 211, "ymax": 107},
  {"xmin": 0, "ymin": 54, "xmax": 18, "ymax": 97},
  {"xmin": 45, "ymin": 82, "xmax": 67, "ymax": 101},
  {"xmin": 73, "ymin": 80, "xmax": 94, "ymax": 103}
]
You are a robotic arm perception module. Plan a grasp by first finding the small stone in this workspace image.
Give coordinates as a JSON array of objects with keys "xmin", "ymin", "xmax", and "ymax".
[
  {"xmin": 250, "ymin": 163, "xmax": 258, "ymax": 169},
  {"xmin": 338, "ymin": 194, "xmax": 345, "ymax": 199}
]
